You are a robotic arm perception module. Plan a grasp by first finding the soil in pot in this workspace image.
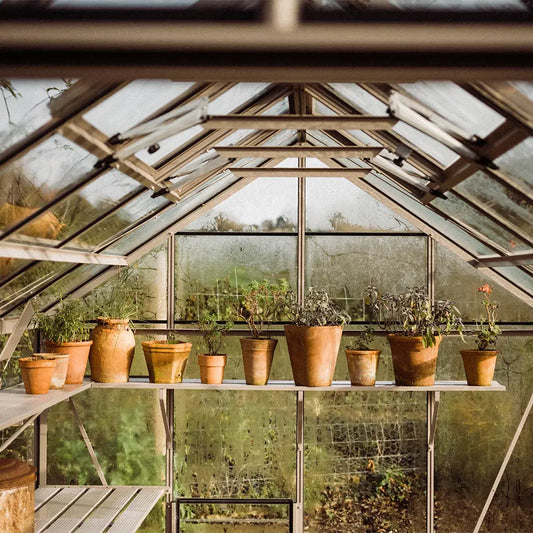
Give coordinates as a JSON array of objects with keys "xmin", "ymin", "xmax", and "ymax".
[
  {"xmin": 198, "ymin": 354, "xmax": 227, "ymax": 384},
  {"xmin": 142, "ymin": 341, "xmax": 192, "ymax": 383},
  {"xmin": 43, "ymin": 340, "xmax": 93, "ymax": 385},
  {"xmin": 345, "ymin": 349, "xmax": 381, "ymax": 386},
  {"xmin": 387, "ymin": 334, "xmax": 442, "ymax": 386},
  {"xmin": 38, "ymin": 353, "xmax": 70, "ymax": 389},
  {"xmin": 89, "ymin": 318, "xmax": 135, "ymax": 383},
  {"xmin": 240, "ymin": 338, "xmax": 277, "ymax": 385},
  {"xmin": 461, "ymin": 349, "xmax": 498, "ymax": 386},
  {"xmin": 285, "ymin": 325, "xmax": 343, "ymax": 387},
  {"xmin": 18, "ymin": 357, "xmax": 56, "ymax": 394}
]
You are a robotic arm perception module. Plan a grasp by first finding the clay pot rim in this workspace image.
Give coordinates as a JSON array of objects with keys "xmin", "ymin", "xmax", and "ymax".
[
  {"xmin": 96, "ymin": 317, "xmax": 130, "ymax": 326},
  {"xmin": 240, "ymin": 336, "xmax": 277, "ymax": 342},
  {"xmin": 387, "ymin": 333, "xmax": 442, "ymax": 342},
  {"xmin": 142, "ymin": 340, "xmax": 192, "ymax": 349},
  {"xmin": 460, "ymin": 349, "xmax": 498, "ymax": 356},
  {"xmin": 198, "ymin": 353, "xmax": 227, "ymax": 358},
  {"xmin": 19, "ymin": 357, "xmax": 56, "ymax": 366},
  {"xmin": 284, "ymin": 324, "xmax": 344, "ymax": 330},
  {"xmin": 44, "ymin": 339, "xmax": 93, "ymax": 347},
  {"xmin": 345, "ymin": 349, "xmax": 381, "ymax": 355},
  {"xmin": 35, "ymin": 353, "xmax": 70, "ymax": 360}
]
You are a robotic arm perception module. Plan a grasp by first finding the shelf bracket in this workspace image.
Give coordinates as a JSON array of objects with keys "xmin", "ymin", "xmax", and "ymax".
[{"xmin": 0, "ymin": 412, "xmax": 39, "ymax": 454}]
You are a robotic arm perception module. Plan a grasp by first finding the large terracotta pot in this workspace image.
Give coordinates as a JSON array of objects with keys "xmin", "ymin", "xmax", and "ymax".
[
  {"xmin": 240, "ymin": 338, "xmax": 277, "ymax": 385},
  {"xmin": 141, "ymin": 341, "xmax": 192, "ymax": 383},
  {"xmin": 39, "ymin": 353, "xmax": 69, "ymax": 390},
  {"xmin": 89, "ymin": 318, "xmax": 135, "ymax": 383},
  {"xmin": 285, "ymin": 325, "xmax": 343, "ymax": 387},
  {"xmin": 18, "ymin": 357, "xmax": 56, "ymax": 394},
  {"xmin": 44, "ymin": 340, "xmax": 93, "ymax": 385},
  {"xmin": 198, "ymin": 354, "xmax": 227, "ymax": 384},
  {"xmin": 345, "ymin": 349, "xmax": 381, "ymax": 386},
  {"xmin": 387, "ymin": 334, "xmax": 441, "ymax": 386},
  {"xmin": 461, "ymin": 349, "xmax": 498, "ymax": 386}
]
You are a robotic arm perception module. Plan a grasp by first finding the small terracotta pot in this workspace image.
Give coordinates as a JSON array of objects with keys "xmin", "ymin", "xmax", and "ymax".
[
  {"xmin": 142, "ymin": 341, "xmax": 192, "ymax": 383},
  {"xmin": 387, "ymin": 334, "xmax": 441, "ymax": 386},
  {"xmin": 285, "ymin": 325, "xmax": 343, "ymax": 387},
  {"xmin": 38, "ymin": 353, "xmax": 70, "ymax": 390},
  {"xmin": 345, "ymin": 349, "xmax": 381, "ymax": 386},
  {"xmin": 89, "ymin": 318, "xmax": 135, "ymax": 383},
  {"xmin": 18, "ymin": 357, "xmax": 56, "ymax": 394},
  {"xmin": 198, "ymin": 354, "xmax": 227, "ymax": 384},
  {"xmin": 240, "ymin": 338, "xmax": 277, "ymax": 385},
  {"xmin": 43, "ymin": 340, "xmax": 93, "ymax": 385},
  {"xmin": 461, "ymin": 349, "xmax": 498, "ymax": 386}
]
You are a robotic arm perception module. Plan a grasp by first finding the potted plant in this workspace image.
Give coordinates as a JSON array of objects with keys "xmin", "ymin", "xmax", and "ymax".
[
  {"xmin": 197, "ymin": 311, "xmax": 233, "ymax": 384},
  {"xmin": 371, "ymin": 286, "xmax": 463, "ymax": 386},
  {"xmin": 18, "ymin": 355, "xmax": 56, "ymax": 395},
  {"xmin": 36, "ymin": 298, "xmax": 92, "ymax": 385},
  {"xmin": 234, "ymin": 279, "xmax": 288, "ymax": 385},
  {"xmin": 345, "ymin": 325, "xmax": 381, "ymax": 387},
  {"xmin": 142, "ymin": 334, "xmax": 192, "ymax": 384},
  {"xmin": 284, "ymin": 287, "xmax": 351, "ymax": 387},
  {"xmin": 461, "ymin": 284, "xmax": 501, "ymax": 386}
]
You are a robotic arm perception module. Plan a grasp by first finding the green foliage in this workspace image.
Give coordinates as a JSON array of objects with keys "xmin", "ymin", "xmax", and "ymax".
[
  {"xmin": 284, "ymin": 287, "xmax": 351, "ymax": 327},
  {"xmin": 34, "ymin": 298, "xmax": 90, "ymax": 344},
  {"xmin": 0, "ymin": 330, "xmax": 33, "ymax": 389},
  {"xmin": 198, "ymin": 311, "xmax": 233, "ymax": 355},
  {"xmin": 370, "ymin": 286, "xmax": 463, "ymax": 348},
  {"xmin": 233, "ymin": 279, "xmax": 289, "ymax": 338},
  {"xmin": 347, "ymin": 325, "xmax": 375, "ymax": 351},
  {"xmin": 473, "ymin": 284, "xmax": 502, "ymax": 350}
]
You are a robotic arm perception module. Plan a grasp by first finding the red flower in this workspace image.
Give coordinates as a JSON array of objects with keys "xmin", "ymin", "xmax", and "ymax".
[{"xmin": 478, "ymin": 284, "xmax": 492, "ymax": 294}]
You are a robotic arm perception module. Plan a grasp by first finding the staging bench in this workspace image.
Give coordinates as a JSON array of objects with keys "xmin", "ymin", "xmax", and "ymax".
[{"xmin": 1, "ymin": 379, "xmax": 505, "ymax": 533}]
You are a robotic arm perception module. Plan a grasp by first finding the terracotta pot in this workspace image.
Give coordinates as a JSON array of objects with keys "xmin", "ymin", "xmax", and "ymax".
[
  {"xmin": 461, "ymin": 349, "xmax": 498, "ymax": 386},
  {"xmin": 141, "ymin": 341, "xmax": 192, "ymax": 383},
  {"xmin": 18, "ymin": 357, "xmax": 56, "ymax": 395},
  {"xmin": 0, "ymin": 458, "xmax": 37, "ymax": 533},
  {"xmin": 38, "ymin": 353, "xmax": 69, "ymax": 390},
  {"xmin": 345, "ymin": 349, "xmax": 381, "ymax": 386},
  {"xmin": 198, "ymin": 354, "xmax": 227, "ymax": 384},
  {"xmin": 240, "ymin": 338, "xmax": 277, "ymax": 385},
  {"xmin": 387, "ymin": 334, "xmax": 441, "ymax": 386},
  {"xmin": 285, "ymin": 325, "xmax": 343, "ymax": 387},
  {"xmin": 89, "ymin": 318, "xmax": 135, "ymax": 383},
  {"xmin": 44, "ymin": 340, "xmax": 93, "ymax": 385}
]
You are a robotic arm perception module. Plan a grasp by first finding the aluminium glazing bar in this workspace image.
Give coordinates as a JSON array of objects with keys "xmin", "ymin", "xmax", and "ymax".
[
  {"xmin": 213, "ymin": 145, "xmax": 383, "ymax": 158},
  {"xmin": 230, "ymin": 167, "xmax": 372, "ymax": 177},
  {"xmin": 473, "ymin": 251, "xmax": 533, "ymax": 268},
  {"xmin": 0, "ymin": 300, "xmax": 33, "ymax": 362},
  {"xmin": 295, "ymin": 390, "xmax": 305, "ymax": 533},
  {"xmin": 427, "ymin": 391, "xmax": 440, "ymax": 533}
]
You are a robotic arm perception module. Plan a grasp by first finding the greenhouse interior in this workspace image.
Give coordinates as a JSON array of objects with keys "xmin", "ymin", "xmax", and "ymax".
[{"xmin": 0, "ymin": 2, "xmax": 532, "ymax": 533}]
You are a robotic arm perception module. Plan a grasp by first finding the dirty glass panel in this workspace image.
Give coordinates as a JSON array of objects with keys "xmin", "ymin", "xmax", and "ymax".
[
  {"xmin": 67, "ymin": 191, "xmax": 170, "ymax": 250},
  {"xmin": 84, "ymin": 79, "xmax": 194, "ymax": 137},
  {"xmin": 434, "ymin": 242, "xmax": 533, "ymax": 322},
  {"xmin": 207, "ymin": 83, "xmax": 271, "ymax": 115},
  {"xmin": 493, "ymin": 266, "xmax": 533, "ymax": 296},
  {"xmin": 7, "ymin": 168, "xmax": 141, "ymax": 245},
  {"xmin": 494, "ymin": 136, "xmax": 533, "ymax": 195},
  {"xmin": 0, "ymin": 79, "xmax": 73, "ymax": 153},
  {"xmin": 398, "ymin": 82, "xmax": 505, "ymax": 138},
  {"xmin": 0, "ymin": 135, "xmax": 97, "ymax": 233},
  {"xmin": 304, "ymin": 389, "xmax": 426, "ymax": 532},
  {"xmin": 455, "ymin": 171, "xmax": 533, "ymax": 236},
  {"xmin": 186, "ymin": 177, "xmax": 297, "ymax": 232},
  {"xmin": 433, "ymin": 193, "xmax": 531, "ymax": 253},
  {"xmin": 306, "ymin": 235, "xmax": 427, "ymax": 320},
  {"xmin": 306, "ymin": 177, "xmax": 417, "ymax": 233},
  {"xmin": 175, "ymin": 235, "xmax": 297, "ymax": 322},
  {"xmin": 436, "ymin": 335, "xmax": 533, "ymax": 532},
  {"xmin": 0, "ymin": 258, "xmax": 32, "ymax": 286}
]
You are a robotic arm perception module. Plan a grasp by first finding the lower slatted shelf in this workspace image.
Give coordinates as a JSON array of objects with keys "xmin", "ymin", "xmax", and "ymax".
[{"xmin": 34, "ymin": 486, "xmax": 166, "ymax": 533}]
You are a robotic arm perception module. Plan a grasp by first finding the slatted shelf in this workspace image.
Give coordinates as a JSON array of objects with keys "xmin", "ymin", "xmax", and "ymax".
[{"xmin": 34, "ymin": 487, "xmax": 165, "ymax": 533}]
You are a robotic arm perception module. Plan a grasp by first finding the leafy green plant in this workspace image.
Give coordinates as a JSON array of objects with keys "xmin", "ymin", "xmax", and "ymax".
[
  {"xmin": 473, "ymin": 284, "xmax": 501, "ymax": 350},
  {"xmin": 369, "ymin": 286, "xmax": 463, "ymax": 348},
  {"xmin": 198, "ymin": 311, "xmax": 233, "ymax": 355},
  {"xmin": 34, "ymin": 298, "xmax": 90, "ymax": 344},
  {"xmin": 233, "ymin": 279, "xmax": 289, "ymax": 338},
  {"xmin": 284, "ymin": 287, "xmax": 351, "ymax": 327}
]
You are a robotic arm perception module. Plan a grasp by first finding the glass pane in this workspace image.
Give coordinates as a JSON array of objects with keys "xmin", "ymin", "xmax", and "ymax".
[
  {"xmin": 0, "ymin": 79, "xmax": 73, "ymax": 153},
  {"xmin": 328, "ymin": 83, "xmax": 388, "ymax": 115},
  {"xmin": 306, "ymin": 177, "xmax": 417, "ymax": 232},
  {"xmin": 398, "ymin": 82, "xmax": 505, "ymax": 138},
  {"xmin": 306, "ymin": 0, "xmax": 525, "ymax": 10},
  {"xmin": 84, "ymin": 80, "xmax": 195, "ymax": 137},
  {"xmin": 433, "ymin": 193, "xmax": 531, "ymax": 253},
  {"xmin": 0, "ymin": 135, "xmax": 97, "ymax": 233},
  {"xmin": 186, "ymin": 178, "xmax": 297, "ymax": 232},
  {"xmin": 512, "ymin": 81, "xmax": 533, "ymax": 101},
  {"xmin": 456, "ymin": 171, "xmax": 533, "ymax": 236},
  {"xmin": 434, "ymin": 243, "xmax": 532, "ymax": 322},
  {"xmin": 175, "ymin": 235, "xmax": 297, "ymax": 321},
  {"xmin": 494, "ymin": 136, "xmax": 533, "ymax": 195},
  {"xmin": 306, "ymin": 235, "xmax": 427, "ymax": 320},
  {"xmin": 0, "ymin": 257, "xmax": 32, "ymax": 286},
  {"xmin": 6, "ymin": 168, "xmax": 141, "ymax": 245},
  {"xmin": 207, "ymin": 82, "xmax": 271, "ymax": 115}
]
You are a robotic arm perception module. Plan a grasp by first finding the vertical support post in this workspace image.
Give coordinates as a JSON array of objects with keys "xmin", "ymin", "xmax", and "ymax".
[
  {"xmin": 294, "ymin": 390, "xmax": 305, "ymax": 532},
  {"xmin": 38, "ymin": 410, "xmax": 48, "ymax": 487},
  {"xmin": 165, "ymin": 389, "xmax": 175, "ymax": 533},
  {"xmin": 426, "ymin": 391, "xmax": 440, "ymax": 533},
  {"xmin": 167, "ymin": 232, "xmax": 176, "ymax": 331},
  {"xmin": 427, "ymin": 235, "xmax": 435, "ymax": 303},
  {"xmin": 297, "ymin": 168, "xmax": 306, "ymax": 304}
]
